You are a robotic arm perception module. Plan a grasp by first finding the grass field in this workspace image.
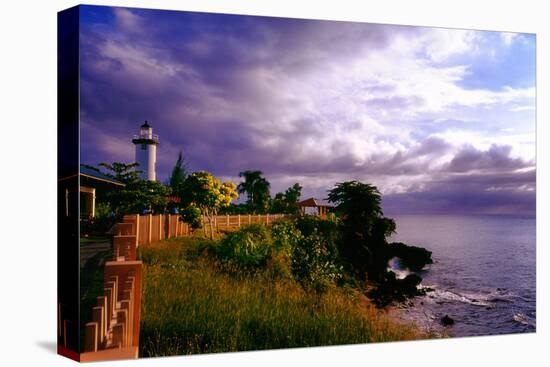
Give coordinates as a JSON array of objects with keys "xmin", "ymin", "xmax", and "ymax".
[{"xmin": 138, "ymin": 235, "xmax": 422, "ymax": 357}]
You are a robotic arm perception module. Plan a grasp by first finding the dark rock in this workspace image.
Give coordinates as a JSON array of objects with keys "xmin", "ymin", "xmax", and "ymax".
[
  {"xmin": 387, "ymin": 242, "xmax": 433, "ymax": 271},
  {"xmin": 368, "ymin": 271, "xmax": 425, "ymax": 307},
  {"xmin": 441, "ymin": 315, "xmax": 455, "ymax": 326},
  {"xmin": 401, "ymin": 274, "xmax": 422, "ymax": 293}
]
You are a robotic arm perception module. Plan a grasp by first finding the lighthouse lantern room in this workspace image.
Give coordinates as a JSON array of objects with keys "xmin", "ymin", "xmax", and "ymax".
[{"xmin": 132, "ymin": 121, "xmax": 159, "ymax": 181}]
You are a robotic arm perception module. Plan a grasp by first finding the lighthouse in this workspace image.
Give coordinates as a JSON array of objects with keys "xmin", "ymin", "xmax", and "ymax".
[{"xmin": 132, "ymin": 121, "xmax": 159, "ymax": 181}]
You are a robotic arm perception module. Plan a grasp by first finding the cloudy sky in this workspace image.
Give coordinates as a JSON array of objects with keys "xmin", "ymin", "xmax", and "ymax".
[{"xmin": 79, "ymin": 5, "xmax": 536, "ymax": 216}]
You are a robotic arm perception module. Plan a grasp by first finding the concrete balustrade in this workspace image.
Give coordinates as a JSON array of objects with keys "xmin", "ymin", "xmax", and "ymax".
[{"xmin": 79, "ymin": 213, "xmax": 200, "ymax": 361}]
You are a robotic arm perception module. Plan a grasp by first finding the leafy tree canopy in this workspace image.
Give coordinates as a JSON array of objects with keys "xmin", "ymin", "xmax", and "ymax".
[
  {"xmin": 237, "ymin": 170, "xmax": 271, "ymax": 214},
  {"xmin": 85, "ymin": 162, "xmax": 171, "ymax": 218},
  {"xmin": 271, "ymin": 183, "xmax": 302, "ymax": 214},
  {"xmin": 178, "ymin": 171, "xmax": 238, "ymax": 238},
  {"xmin": 327, "ymin": 181, "xmax": 396, "ymax": 281}
]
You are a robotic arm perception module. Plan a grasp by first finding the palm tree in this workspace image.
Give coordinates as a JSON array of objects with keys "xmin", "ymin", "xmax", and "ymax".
[{"xmin": 237, "ymin": 170, "xmax": 271, "ymax": 213}]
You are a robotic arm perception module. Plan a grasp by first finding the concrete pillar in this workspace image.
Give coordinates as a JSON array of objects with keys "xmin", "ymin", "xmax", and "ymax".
[
  {"xmin": 116, "ymin": 310, "xmax": 128, "ymax": 347},
  {"xmin": 104, "ymin": 287, "xmax": 114, "ymax": 329},
  {"xmin": 91, "ymin": 188, "xmax": 96, "ymax": 218},
  {"xmin": 106, "ymin": 277, "xmax": 118, "ymax": 304},
  {"xmin": 97, "ymin": 296, "xmax": 108, "ymax": 343},
  {"xmin": 120, "ymin": 300, "xmax": 132, "ymax": 346},
  {"xmin": 92, "ymin": 306, "xmax": 105, "ymax": 346},
  {"xmin": 112, "ymin": 323, "xmax": 125, "ymax": 348},
  {"xmin": 84, "ymin": 322, "xmax": 98, "ymax": 352}
]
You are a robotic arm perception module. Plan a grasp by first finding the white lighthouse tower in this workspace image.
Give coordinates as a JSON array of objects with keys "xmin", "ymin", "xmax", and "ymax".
[{"xmin": 132, "ymin": 121, "xmax": 159, "ymax": 181}]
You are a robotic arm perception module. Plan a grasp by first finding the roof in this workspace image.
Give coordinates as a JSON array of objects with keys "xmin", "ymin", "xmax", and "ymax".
[
  {"xmin": 297, "ymin": 197, "xmax": 335, "ymax": 208},
  {"xmin": 80, "ymin": 166, "xmax": 125, "ymax": 186},
  {"xmin": 166, "ymin": 196, "xmax": 181, "ymax": 203},
  {"xmin": 141, "ymin": 120, "xmax": 151, "ymax": 128}
]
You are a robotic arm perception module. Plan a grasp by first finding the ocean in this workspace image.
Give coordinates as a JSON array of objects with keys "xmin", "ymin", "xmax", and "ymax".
[{"xmin": 388, "ymin": 214, "xmax": 536, "ymax": 337}]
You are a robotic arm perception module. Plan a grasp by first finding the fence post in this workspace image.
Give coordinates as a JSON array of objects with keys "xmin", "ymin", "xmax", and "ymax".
[
  {"xmin": 159, "ymin": 215, "xmax": 162, "ymax": 240},
  {"xmin": 226, "ymin": 214, "xmax": 229, "ymax": 227},
  {"xmin": 238, "ymin": 214, "xmax": 241, "ymax": 228},
  {"xmin": 148, "ymin": 214, "xmax": 152, "ymax": 244},
  {"xmin": 135, "ymin": 214, "xmax": 140, "ymax": 246}
]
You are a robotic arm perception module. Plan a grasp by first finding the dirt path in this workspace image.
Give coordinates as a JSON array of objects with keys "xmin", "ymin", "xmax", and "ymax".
[{"xmin": 80, "ymin": 241, "xmax": 111, "ymax": 268}]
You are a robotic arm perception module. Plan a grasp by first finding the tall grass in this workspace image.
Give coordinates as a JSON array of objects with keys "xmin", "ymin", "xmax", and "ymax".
[{"xmin": 139, "ymin": 235, "xmax": 421, "ymax": 357}]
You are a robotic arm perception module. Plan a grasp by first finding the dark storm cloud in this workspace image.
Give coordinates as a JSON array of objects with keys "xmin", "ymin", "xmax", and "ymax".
[
  {"xmin": 445, "ymin": 144, "xmax": 529, "ymax": 172},
  {"xmin": 383, "ymin": 186, "xmax": 535, "ymax": 216},
  {"xmin": 79, "ymin": 6, "xmax": 535, "ymax": 215},
  {"xmin": 411, "ymin": 136, "xmax": 451, "ymax": 157},
  {"xmin": 79, "ymin": 6, "xmax": 400, "ymax": 177},
  {"xmin": 383, "ymin": 168, "xmax": 535, "ymax": 216},
  {"xmin": 381, "ymin": 143, "xmax": 535, "ymax": 215}
]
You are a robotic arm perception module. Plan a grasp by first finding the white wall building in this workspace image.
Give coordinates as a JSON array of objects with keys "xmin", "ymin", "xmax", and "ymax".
[{"xmin": 132, "ymin": 121, "xmax": 159, "ymax": 181}]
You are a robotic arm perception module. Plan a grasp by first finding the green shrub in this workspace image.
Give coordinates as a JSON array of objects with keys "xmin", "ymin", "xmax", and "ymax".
[
  {"xmin": 214, "ymin": 219, "xmax": 344, "ymax": 291},
  {"xmin": 179, "ymin": 205, "xmax": 202, "ymax": 229},
  {"xmin": 295, "ymin": 216, "xmax": 340, "ymax": 256},
  {"xmin": 292, "ymin": 231, "xmax": 343, "ymax": 292},
  {"xmin": 295, "ymin": 215, "xmax": 339, "ymax": 239},
  {"xmin": 271, "ymin": 219, "xmax": 303, "ymax": 252},
  {"xmin": 216, "ymin": 224, "xmax": 273, "ymax": 268}
]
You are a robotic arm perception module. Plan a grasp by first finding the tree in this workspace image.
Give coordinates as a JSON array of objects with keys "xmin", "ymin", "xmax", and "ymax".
[
  {"xmin": 178, "ymin": 171, "xmax": 238, "ymax": 239},
  {"xmin": 168, "ymin": 151, "xmax": 188, "ymax": 189},
  {"xmin": 86, "ymin": 162, "xmax": 171, "ymax": 218},
  {"xmin": 237, "ymin": 170, "xmax": 271, "ymax": 213},
  {"xmin": 327, "ymin": 181, "xmax": 395, "ymax": 281},
  {"xmin": 271, "ymin": 183, "xmax": 302, "ymax": 214},
  {"xmin": 285, "ymin": 183, "xmax": 302, "ymax": 204},
  {"xmin": 83, "ymin": 162, "xmax": 141, "ymax": 185}
]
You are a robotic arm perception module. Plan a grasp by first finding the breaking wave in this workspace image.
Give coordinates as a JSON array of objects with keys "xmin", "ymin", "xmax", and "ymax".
[
  {"xmin": 513, "ymin": 312, "xmax": 536, "ymax": 328},
  {"xmin": 422, "ymin": 286, "xmax": 519, "ymax": 308},
  {"xmin": 387, "ymin": 256, "xmax": 411, "ymax": 279}
]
